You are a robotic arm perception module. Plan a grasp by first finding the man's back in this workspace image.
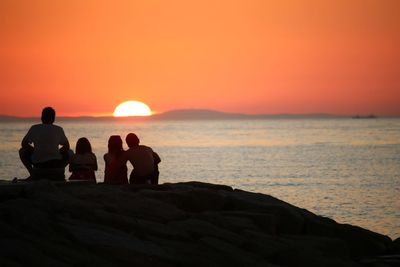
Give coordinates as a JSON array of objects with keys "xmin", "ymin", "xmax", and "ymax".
[
  {"xmin": 22, "ymin": 123, "xmax": 69, "ymax": 164},
  {"xmin": 124, "ymin": 145, "xmax": 155, "ymax": 177}
]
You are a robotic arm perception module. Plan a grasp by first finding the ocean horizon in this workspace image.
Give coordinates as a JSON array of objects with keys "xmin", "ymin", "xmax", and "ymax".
[
  {"xmin": 1, "ymin": 108, "xmax": 398, "ymax": 121},
  {"xmin": 1, "ymin": 117, "xmax": 399, "ymax": 239}
]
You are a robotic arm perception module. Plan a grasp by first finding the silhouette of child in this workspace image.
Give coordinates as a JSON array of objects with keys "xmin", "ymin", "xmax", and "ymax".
[
  {"xmin": 69, "ymin": 137, "xmax": 97, "ymax": 182},
  {"xmin": 104, "ymin": 135, "xmax": 128, "ymax": 184}
]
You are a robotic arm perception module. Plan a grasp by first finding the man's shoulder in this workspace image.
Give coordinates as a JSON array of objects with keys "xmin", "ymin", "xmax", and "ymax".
[
  {"xmin": 29, "ymin": 124, "xmax": 66, "ymax": 137},
  {"xmin": 125, "ymin": 147, "xmax": 143, "ymax": 155},
  {"xmin": 51, "ymin": 124, "xmax": 65, "ymax": 130},
  {"xmin": 139, "ymin": 145, "xmax": 153, "ymax": 151},
  {"xmin": 29, "ymin": 124, "xmax": 43, "ymax": 129},
  {"xmin": 28, "ymin": 124, "xmax": 45, "ymax": 133},
  {"xmin": 48, "ymin": 124, "xmax": 66, "ymax": 134},
  {"xmin": 31, "ymin": 123, "xmax": 63, "ymax": 130}
]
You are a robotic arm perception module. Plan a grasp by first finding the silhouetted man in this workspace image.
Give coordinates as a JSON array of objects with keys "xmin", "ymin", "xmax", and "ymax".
[
  {"xmin": 19, "ymin": 107, "xmax": 70, "ymax": 179},
  {"xmin": 121, "ymin": 133, "xmax": 161, "ymax": 184}
]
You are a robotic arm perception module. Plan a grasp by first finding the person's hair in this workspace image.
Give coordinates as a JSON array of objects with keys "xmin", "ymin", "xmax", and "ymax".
[
  {"xmin": 76, "ymin": 137, "xmax": 92, "ymax": 154},
  {"xmin": 41, "ymin": 107, "xmax": 56, "ymax": 124},
  {"xmin": 126, "ymin": 133, "xmax": 140, "ymax": 148},
  {"xmin": 108, "ymin": 135, "xmax": 124, "ymax": 155}
]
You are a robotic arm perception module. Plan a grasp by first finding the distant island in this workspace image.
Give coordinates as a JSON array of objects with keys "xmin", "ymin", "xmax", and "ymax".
[{"xmin": 352, "ymin": 114, "xmax": 377, "ymax": 119}]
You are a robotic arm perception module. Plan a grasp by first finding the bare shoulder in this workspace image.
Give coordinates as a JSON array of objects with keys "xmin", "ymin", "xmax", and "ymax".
[
  {"xmin": 123, "ymin": 149, "xmax": 134, "ymax": 157},
  {"xmin": 140, "ymin": 145, "xmax": 153, "ymax": 152}
]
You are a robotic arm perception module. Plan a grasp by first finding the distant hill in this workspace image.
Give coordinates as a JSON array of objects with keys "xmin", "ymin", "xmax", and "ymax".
[
  {"xmin": 151, "ymin": 109, "xmax": 251, "ymax": 120},
  {"xmin": 0, "ymin": 115, "xmax": 36, "ymax": 121}
]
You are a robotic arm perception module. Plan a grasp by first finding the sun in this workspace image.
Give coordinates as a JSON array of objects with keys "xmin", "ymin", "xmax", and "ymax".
[{"xmin": 113, "ymin": 101, "xmax": 152, "ymax": 117}]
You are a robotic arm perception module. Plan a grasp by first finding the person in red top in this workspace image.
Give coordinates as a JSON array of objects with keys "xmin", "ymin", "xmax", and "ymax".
[
  {"xmin": 69, "ymin": 137, "xmax": 98, "ymax": 182},
  {"xmin": 103, "ymin": 135, "xmax": 128, "ymax": 184}
]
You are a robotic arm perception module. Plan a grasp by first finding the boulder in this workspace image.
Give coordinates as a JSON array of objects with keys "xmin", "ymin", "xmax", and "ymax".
[{"xmin": 0, "ymin": 180, "xmax": 395, "ymax": 266}]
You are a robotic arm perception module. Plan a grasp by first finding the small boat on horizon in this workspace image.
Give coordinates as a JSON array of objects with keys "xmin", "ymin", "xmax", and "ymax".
[{"xmin": 352, "ymin": 114, "xmax": 377, "ymax": 119}]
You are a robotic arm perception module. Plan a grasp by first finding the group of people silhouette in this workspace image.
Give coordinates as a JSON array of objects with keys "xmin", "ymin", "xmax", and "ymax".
[{"xmin": 18, "ymin": 107, "xmax": 161, "ymax": 184}]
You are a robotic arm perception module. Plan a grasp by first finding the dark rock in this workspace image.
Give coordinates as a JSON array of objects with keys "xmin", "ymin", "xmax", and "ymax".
[
  {"xmin": 195, "ymin": 211, "xmax": 259, "ymax": 233},
  {"xmin": 359, "ymin": 255, "xmax": 400, "ymax": 267},
  {"xmin": 220, "ymin": 210, "xmax": 278, "ymax": 234},
  {"xmin": 0, "ymin": 238, "xmax": 70, "ymax": 267},
  {"xmin": 166, "ymin": 181, "xmax": 233, "ymax": 192},
  {"xmin": 0, "ymin": 183, "xmax": 34, "ymax": 200},
  {"xmin": 225, "ymin": 189, "xmax": 305, "ymax": 234},
  {"xmin": 139, "ymin": 188, "xmax": 228, "ymax": 213},
  {"xmin": 0, "ymin": 180, "xmax": 394, "ymax": 266},
  {"xmin": 199, "ymin": 236, "xmax": 265, "ymax": 266},
  {"xmin": 303, "ymin": 214, "xmax": 392, "ymax": 258},
  {"xmin": 168, "ymin": 218, "xmax": 244, "ymax": 245},
  {"xmin": 389, "ymin": 237, "xmax": 400, "ymax": 254}
]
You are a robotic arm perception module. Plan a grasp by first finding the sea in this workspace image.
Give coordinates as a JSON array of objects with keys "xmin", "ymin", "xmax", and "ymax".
[{"xmin": 0, "ymin": 118, "xmax": 399, "ymax": 239}]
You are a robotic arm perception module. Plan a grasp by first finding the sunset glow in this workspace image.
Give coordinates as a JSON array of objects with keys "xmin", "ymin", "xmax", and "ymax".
[
  {"xmin": 113, "ymin": 101, "xmax": 152, "ymax": 117},
  {"xmin": 0, "ymin": 0, "xmax": 399, "ymax": 116}
]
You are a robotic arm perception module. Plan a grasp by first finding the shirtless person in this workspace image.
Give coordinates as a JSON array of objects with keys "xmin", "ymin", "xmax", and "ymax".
[
  {"xmin": 121, "ymin": 133, "xmax": 161, "ymax": 184},
  {"xmin": 19, "ymin": 107, "xmax": 70, "ymax": 180}
]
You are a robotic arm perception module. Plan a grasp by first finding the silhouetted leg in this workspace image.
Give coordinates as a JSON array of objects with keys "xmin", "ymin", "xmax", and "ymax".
[
  {"xmin": 19, "ymin": 147, "xmax": 33, "ymax": 175},
  {"xmin": 151, "ymin": 164, "xmax": 159, "ymax": 184},
  {"xmin": 151, "ymin": 170, "xmax": 159, "ymax": 185}
]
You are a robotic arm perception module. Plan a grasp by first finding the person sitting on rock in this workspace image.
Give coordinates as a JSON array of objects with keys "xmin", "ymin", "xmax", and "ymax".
[
  {"xmin": 69, "ymin": 137, "xmax": 98, "ymax": 182},
  {"xmin": 120, "ymin": 133, "xmax": 161, "ymax": 185},
  {"xmin": 19, "ymin": 107, "xmax": 71, "ymax": 180},
  {"xmin": 104, "ymin": 135, "xmax": 128, "ymax": 184}
]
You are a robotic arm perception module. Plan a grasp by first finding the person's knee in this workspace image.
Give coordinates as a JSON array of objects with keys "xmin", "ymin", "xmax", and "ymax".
[
  {"xmin": 19, "ymin": 147, "xmax": 33, "ymax": 171},
  {"xmin": 19, "ymin": 147, "xmax": 31, "ymax": 158}
]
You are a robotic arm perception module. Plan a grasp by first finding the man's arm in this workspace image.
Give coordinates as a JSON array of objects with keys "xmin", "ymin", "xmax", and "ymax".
[
  {"xmin": 59, "ymin": 128, "xmax": 70, "ymax": 153},
  {"xmin": 21, "ymin": 128, "xmax": 33, "ymax": 150},
  {"xmin": 93, "ymin": 154, "xmax": 98, "ymax": 171},
  {"xmin": 153, "ymin": 152, "xmax": 161, "ymax": 164},
  {"xmin": 69, "ymin": 159, "xmax": 74, "ymax": 172}
]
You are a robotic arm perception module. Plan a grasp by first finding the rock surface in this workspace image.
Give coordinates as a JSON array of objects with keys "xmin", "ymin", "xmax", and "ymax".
[{"xmin": 0, "ymin": 181, "xmax": 398, "ymax": 267}]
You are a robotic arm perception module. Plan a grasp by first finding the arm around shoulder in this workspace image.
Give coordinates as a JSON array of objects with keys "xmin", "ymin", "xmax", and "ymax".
[
  {"xmin": 59, "ymin": 127, "xmax": 70, "ymax": 152},
  {"xmin": 92, "ymin": 153, "xmax": 98, "ymax": 171},
  {"xmin": 21, "ymin": 127, "xmax": 33, "ymax": 149},
  {"xmin": 153, "ymin": 152, "xmax": 161, "ymax": 164}
]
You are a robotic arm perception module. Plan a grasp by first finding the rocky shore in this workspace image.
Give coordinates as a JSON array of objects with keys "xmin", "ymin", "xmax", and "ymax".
[{"xmin": 0, "ymin": 181, "xmax": 399, "ymax": 267}]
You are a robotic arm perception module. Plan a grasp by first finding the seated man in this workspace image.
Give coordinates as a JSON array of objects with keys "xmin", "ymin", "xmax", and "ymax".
[
  {"xmin": 121, "ymin": 133, "xmax": 161, "ymax": 184},
  {"xmin": 19, "ymin": 107, "xmax": 71, "ymax": 180}
]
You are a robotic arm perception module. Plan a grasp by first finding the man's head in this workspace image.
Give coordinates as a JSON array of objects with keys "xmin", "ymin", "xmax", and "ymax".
[
  {"xmin": 41, "ymin": 107, "xmax": 56, "ymax": 124},
  {"xmin": 126, "ymin": 133, "xmax": 140, "ymax": 148}
]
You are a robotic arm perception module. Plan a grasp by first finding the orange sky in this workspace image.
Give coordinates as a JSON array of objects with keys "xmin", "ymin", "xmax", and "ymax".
[{"xmin": 0, "ymin": 0, "xmax": 399, "ymax": 116}]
